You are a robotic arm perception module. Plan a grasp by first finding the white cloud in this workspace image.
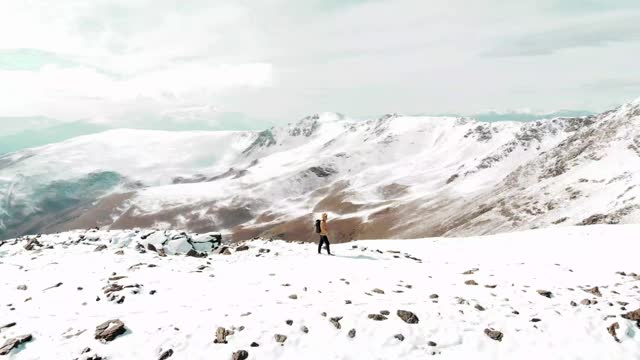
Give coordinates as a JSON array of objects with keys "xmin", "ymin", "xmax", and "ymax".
[{"xmin": 0, "ymin": 0, "xmax": 639, "ymax": 128}]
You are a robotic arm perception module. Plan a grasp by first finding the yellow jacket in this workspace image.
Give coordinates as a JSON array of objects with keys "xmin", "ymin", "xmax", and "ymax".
[{"xmin": 320, "ymin": 220, "xmax": 328, "ymax": 236}]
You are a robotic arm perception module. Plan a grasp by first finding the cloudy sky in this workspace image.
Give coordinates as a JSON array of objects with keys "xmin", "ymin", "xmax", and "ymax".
[{"xmin": 1, "ymin": 0, "xmax": 639, "ymax": 134}]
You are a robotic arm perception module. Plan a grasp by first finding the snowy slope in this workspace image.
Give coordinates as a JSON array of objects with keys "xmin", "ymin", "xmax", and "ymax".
[
  {"xmin": 1, "ymin": 98, "xmax": 640, "ymax": 241},
  {"xmin": 0, "ymin": 225, "xmax": 639, "ymax": 359}
]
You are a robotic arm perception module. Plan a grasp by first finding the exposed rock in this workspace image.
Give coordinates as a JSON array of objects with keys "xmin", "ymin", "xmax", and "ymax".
[
  {"xmin": 348, "ymin": 329, "xmax": 356, "ymax": 338},
  {"xmin": 368, "ymin": 314, "xmax": 388, "ymax": 321},
  {"xmin": 214, "ymin": 327, "xmax": 232, "ymax": 344},
  {"xmin": 94, "ymin": 319, "xmax": 126, "ymax": 342},
  {"xmin": 465, "ymin": 280, "xmax": 478, "ymax": 286},
  {"xmin": 289, "ymin": 294, "xmax": 298, "ymax": 300},
  {"xmin": 0, "ymin": 334, "xmax": 32, "ymax": 355},
  {"xmin": 232, "ymin": 350, "xmax": 249, "ymax": 360},
  {"xmin": 345, "ymin": 300, "xmax": 352, "ymax": 304},
  {"xmin": 394, "ymin": 334, "xmax": 405, "ymax": 341},
  {"xmin": 43, "ymin": 282, "xmax": 63, "ymax": 291},
  {"xmin": 94, "ymin": 244, "xmax": 107, "ymax": 252},
  {"xmin": 24, "ymin": 238, "xmax": 42, "ymax": 251},
  {"xmin": 485, "ymin": 284, "xmax": 498, "ymax": 289},
  {"xmin": 585, "ymin": 287, "xmax": 602, "ymax": 297},
  {"xmin": 607, "ymin": 322, "xmax": 621, "ymax": 343},
  {"xmin": 286, "ymin": 320, "xmax": 293, "ymax": 326},
  {"xmin": 330, "ymin": 317, "xmax": 342, "ymax": 329},
  {"xmin": 250, "ymin": 342, "xmax": 260, "ymax": 347},
  {"xmin": 537, "ymin": 290, "xmax": 553, "ymax": 298},
  {"xmin": 622, "ymin": 308, "xmax": 640, "ymax": 321},
  {"xmin": 17, "ymin": 285, "xmax": 27, "ymax": 291},
  {"xmin": 380, "ymin": 310, "xmax": 390, "ymax": 316},
  {"xmin": 484, "ymin": 328, "xmax": 503, "ymax": 342},
  {"xmin": 0, "ymin": 322, "xmax": 16, "ymax": 331},
  {"xmin": 186, "ymin": 249, "xmax": 206, "ymax": 258},
  {"xmin": 581, "ymin": 299, "xmax": 592, "ymax": 305},
  {"xmin": 258, "ymin": 248, "xmax": 271, "ymax": 254},
  {"xmin": 301, "ymin": 326, "xmax": 309, "ymax": 334},
  {"xmin": 236, "ymin": 245, "xmax": 250, "ymax": 252},
  {"xmin": 397, "ymin": 310, "xmax": 419, "ymax": 324},
  {"xmin": 372, "ymin": 288, "xmax": 385, "ymax": 294},
  {"xmin": 430, "ymin": 294, "xmax": 439, "ymax": 299},
  {"xmin": 531, "ymin": 318, "xmax": 542, "ymax": 323},
  {"xmin": 570, "ymin": 301, "xmax": 578, "ymax": 307},
  {"xmin": 115, "ymin": 250, "xmax": 124, "ymax": 255},
  {"xmin": 158, "ymin": 348, "xmax": 174, "ymax": 360},
  {"xmin": 463, "ymin": 268, "xmax": 479, "ymax": 275},
  {"xmin": 427, "ymin": 341, "xmax": 438, "ymax": 347},
  {"xmin": 214, "ymin": 246, "xmax": 232, "ymax": 255},
  {"xmin": 475, "ymin": 304, "xmax": 486, "ymax": 311},
  {"xmin": 274, "ymin": 334, "xmax": 287, "ymax": 343}
]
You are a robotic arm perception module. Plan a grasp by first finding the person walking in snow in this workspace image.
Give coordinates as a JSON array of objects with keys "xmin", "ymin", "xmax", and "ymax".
[{"xmin": 316, "ymin": 213, "xmax": 332, "ymax": 255}]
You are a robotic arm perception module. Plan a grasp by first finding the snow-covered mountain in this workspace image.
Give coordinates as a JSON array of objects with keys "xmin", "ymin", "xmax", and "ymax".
[
  {"xmin": 1, "ymin": 225, "xmax": 639, "ymax": 359},
  {"xmin": 1, "ymin": 98, "xmax": 640, "ymax": 241}
]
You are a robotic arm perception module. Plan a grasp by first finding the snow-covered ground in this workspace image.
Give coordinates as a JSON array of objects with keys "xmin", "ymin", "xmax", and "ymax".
[{"xmin": 1, "ymin": 225, "xmax": 639, "ymax": 359}]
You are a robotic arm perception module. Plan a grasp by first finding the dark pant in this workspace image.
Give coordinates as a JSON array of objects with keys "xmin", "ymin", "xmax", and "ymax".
[{"xmin": 318, "ymin": 235, "xmax": 331, "ymax": 254}]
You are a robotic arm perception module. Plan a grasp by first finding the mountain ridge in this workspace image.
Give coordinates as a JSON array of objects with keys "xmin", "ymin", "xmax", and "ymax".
[{"xmin": 1, "ymin": 98, "xmax": 639, "ymax": 241}]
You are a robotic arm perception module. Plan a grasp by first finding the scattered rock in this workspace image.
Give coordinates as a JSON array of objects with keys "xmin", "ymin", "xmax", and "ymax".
[
  {"xmin": 531, "ymin": 318, "xmax": 542, "ymax": 323},
  {"xmin": 301, "ymin": 325, "xmax": 309, "ymax": 334},
  {"xmin": 485, "ymin": 284, "xmax": 497, "ymax": 289},
  {"xmin": 465, "ymin": 280, "xmax": 478, "ymax": 286},
  {"xmin": 286, "ymin": 320, "xmax": 293, "ymax": 326},
  {"xmin": 16, "ymin": 285, "xmax": 27, "ymax": 291},
  {"xmin": 484, "ymin": 328, "xmax": 503, "ymax": 342},
  {"xmin": 570, "ymin": 301, "xmax": 578, "ymax": 307},
  {"xmin": 345, "ymin": 300, "xmax": 352, "ymax": 304},
  {"xmin": 43, "ymin": 282, "xmax": 63, "ymax": 291},
  {"xmin": 429, "ymin": 294, "xmax": 439, "ymax": 299},
  {"xmin": 622, "ymin": 308, "xmax": 640, "ymax": 321},
  {"xmin": 348, "ymin": 329, "xmax": 356, "ymax": 338},
  {"xmin": 581, "ymin": 299, "xmax": 592, "ymax": 306},
  {"xmin": 186, "ymin": 249, "xmax": 206, "ymax": 258},
  {"xmin": 394, "ymin": 334, "xmax": 405, "ymax": 341},
  {"xmin": 94, "ymin": 319, "xmax": 126, "ymax": 343},
  {"xmin": 475, "ymin": 304, "xmax": 486, "ymax": 311},
  {"xmin": 158, "ymin": 348, "xmax": 174, "ymax": 360},
  {"xmin": 0, "ymin": 322, "xmax": 16, "ymax": 331},
  {"xmin": 330, "ymin": 317, "xmax": 342, "ymax": 329},
  {"xmin": 397, "ymin": 310, "xmax": 419, "ymax": 324},
  {"xmin": 0, "ymin": 334, "xmax": 33, "ymax": 356},
  {"xmin": 537, "ymin": 290, "xmax": 553, "ymax": 298},
  {"xmin": 24, "ymin": 238, "xmax": 42, "ymax": 251},
  {"xmin": 258, "ymin": 248, "xmax": 270, "ymax": 254},
  {"xmin": 214, "ymin": 327, "xmax": 232, "ymax": 344},
  {"xmin": 94, "ymin": 244, "xmax": 107, "ymax": 252},
  {"xmin": 321, "ymin": 312, "xmax": 327, "ymax": 317},
  {"xmin": 380, "ymin": 310, "xmax": 390, "ymax": 316},
  {"xmin": 250, "ymin": 342, "xmax": 260, "ymax": 347},
  {"xmin": 585, "ymin": 287, "xmax": 602, "ymax": 297},
  {"xmin": 607, "ymin": 322, "xmax": 621, "ymax": 342},
  {"xmin": 368, "ymin": 314, "xmax": 388, "ymax": 321},
  {"xmin": 236, "ymin": 245, "xmax": 250, "ymax": 252},
  {"xmin": 115, "ymin": 250, "xmax": 124, "ymax": 255},
  {"xmin": 427, "ymin": 341, "xmax": 437, "ymax": 347},
  {"xmin": 232, "ymin": 350, "xmax": 249, "ymax": 360},
  {"xmin": 372, "ymin": 288, "xmax": 385, "ymax": 294},
  {"xmin": 289, "ymin": 294, "xmax": 298, "ymax": 300},
  {"xmin": 274, "ymin": 334, "xmax": 287, "ymax": 343},
  {"xmin": 214, "ymin": 246, "xmax": 232, "ymax": 255},
  {"xmin": 463, "ymin": 268, "xmax": 479, "ymax": 275}
]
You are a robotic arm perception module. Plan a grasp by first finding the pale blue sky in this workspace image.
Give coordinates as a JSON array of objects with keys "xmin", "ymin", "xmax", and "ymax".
[{"xmin": 0, "ymin": 0, "xmax": 639, "ymax": 136}]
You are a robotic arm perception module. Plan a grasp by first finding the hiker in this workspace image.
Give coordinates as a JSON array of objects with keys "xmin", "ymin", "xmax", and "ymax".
[{"xmin": 315, "ymin": 213, "xmax": 332, "ymax": 255}]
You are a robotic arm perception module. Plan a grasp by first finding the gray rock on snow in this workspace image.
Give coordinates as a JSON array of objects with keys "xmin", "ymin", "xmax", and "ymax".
[
  {"xmin": 214, "ymin": 327, "xmax": 233, "ymax": 344},
  {"xmin": 17, "ymin": 285, "xmax": 27, "ymax": 291},
  {"xmin": 537, "ymin": 290, "xmax": 553, "ymax": 298},
  {"xmin": 158, "ymin": 348, "xmax": 174, "ymax": 360},
  {"xmin": 368, "ymin": 314, "xmax": 388, "ymax": 321},
  {"xmin": 330, "ymin": 317, "xmax": 342, "ymax": 329},
  {"xmin": 397, "ymin": 310, "xmax": 419, "ymax": 324},
  {"xmin": 94, "ymin": 319, "xmax": 126, "ymax": 343},
  {"xmin": 0, "ymin": 334, "xmax": 32, "ymax": 355},
  {"xmin": 274, "ymin": 334, "xmax": 287, "ymax": 343},
  {"xmin": 348, "ymin": 329, "xmax": 356, "ymax": 338},
  {"xmin": 394, "ymin": 334, "xmax": 405, "ymax": 341},
  {"xmin": 484, "ymin": 328, "xmax": 503, "ymax": 342},
  {"xmin": 232, "ymin": 350, "xmax": 249, "ymax": 360}
]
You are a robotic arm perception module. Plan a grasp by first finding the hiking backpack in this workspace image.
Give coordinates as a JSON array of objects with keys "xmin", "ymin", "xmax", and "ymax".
[{"xmin": 315, "ymin": 219, "xmax": 322, "ymax": 234}]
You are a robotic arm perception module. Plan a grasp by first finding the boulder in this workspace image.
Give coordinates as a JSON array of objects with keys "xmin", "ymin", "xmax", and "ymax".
[
  {"xmin": 622, "ymin": 308, "xmax": 640, "ymax": 321},
  {"xmin": 274, "ymin": 334, "xmax": 287, "ymax": 343},
  {"xmin": 484, "ymin": 328, "xmax": 503, "ymax": 342},
  {"xmin": 236, "ymin": 245, "xmax": 250, "ymax": 252},
  {"xmin": 330, "ymin": 317, "xmax": 342, "ymax": 329},
  {"xmin": 537, "ymin": 290, "xmax": 553, "ymax": 298},
  {"xmin": 95, "ymin": 245, "xmax": 108, "ymax": 252},
  {"xmin": 0, "ymin": 334, "xmax": 32, "ymax": 355},
  {"xmin": 232, "ymin": 350, "xmax": 249, "ymax": 360},
  {"xmin": 348, "ymin": 329, "xmax": 356, "ymax": 338},
  {"xmin": 94, "ymin": 319, "xmax": 126, "ymax": 342},
  {"xmin": 214, "ymin": 327, "xmax": 232, "ymax": 344},
  {"xmin": 397, "ymin": 310, "xmax": 419, "ymax": 324},
  {"xmin": 158, "ymin": 349, "xmax": 174, "ymax": 360}
]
